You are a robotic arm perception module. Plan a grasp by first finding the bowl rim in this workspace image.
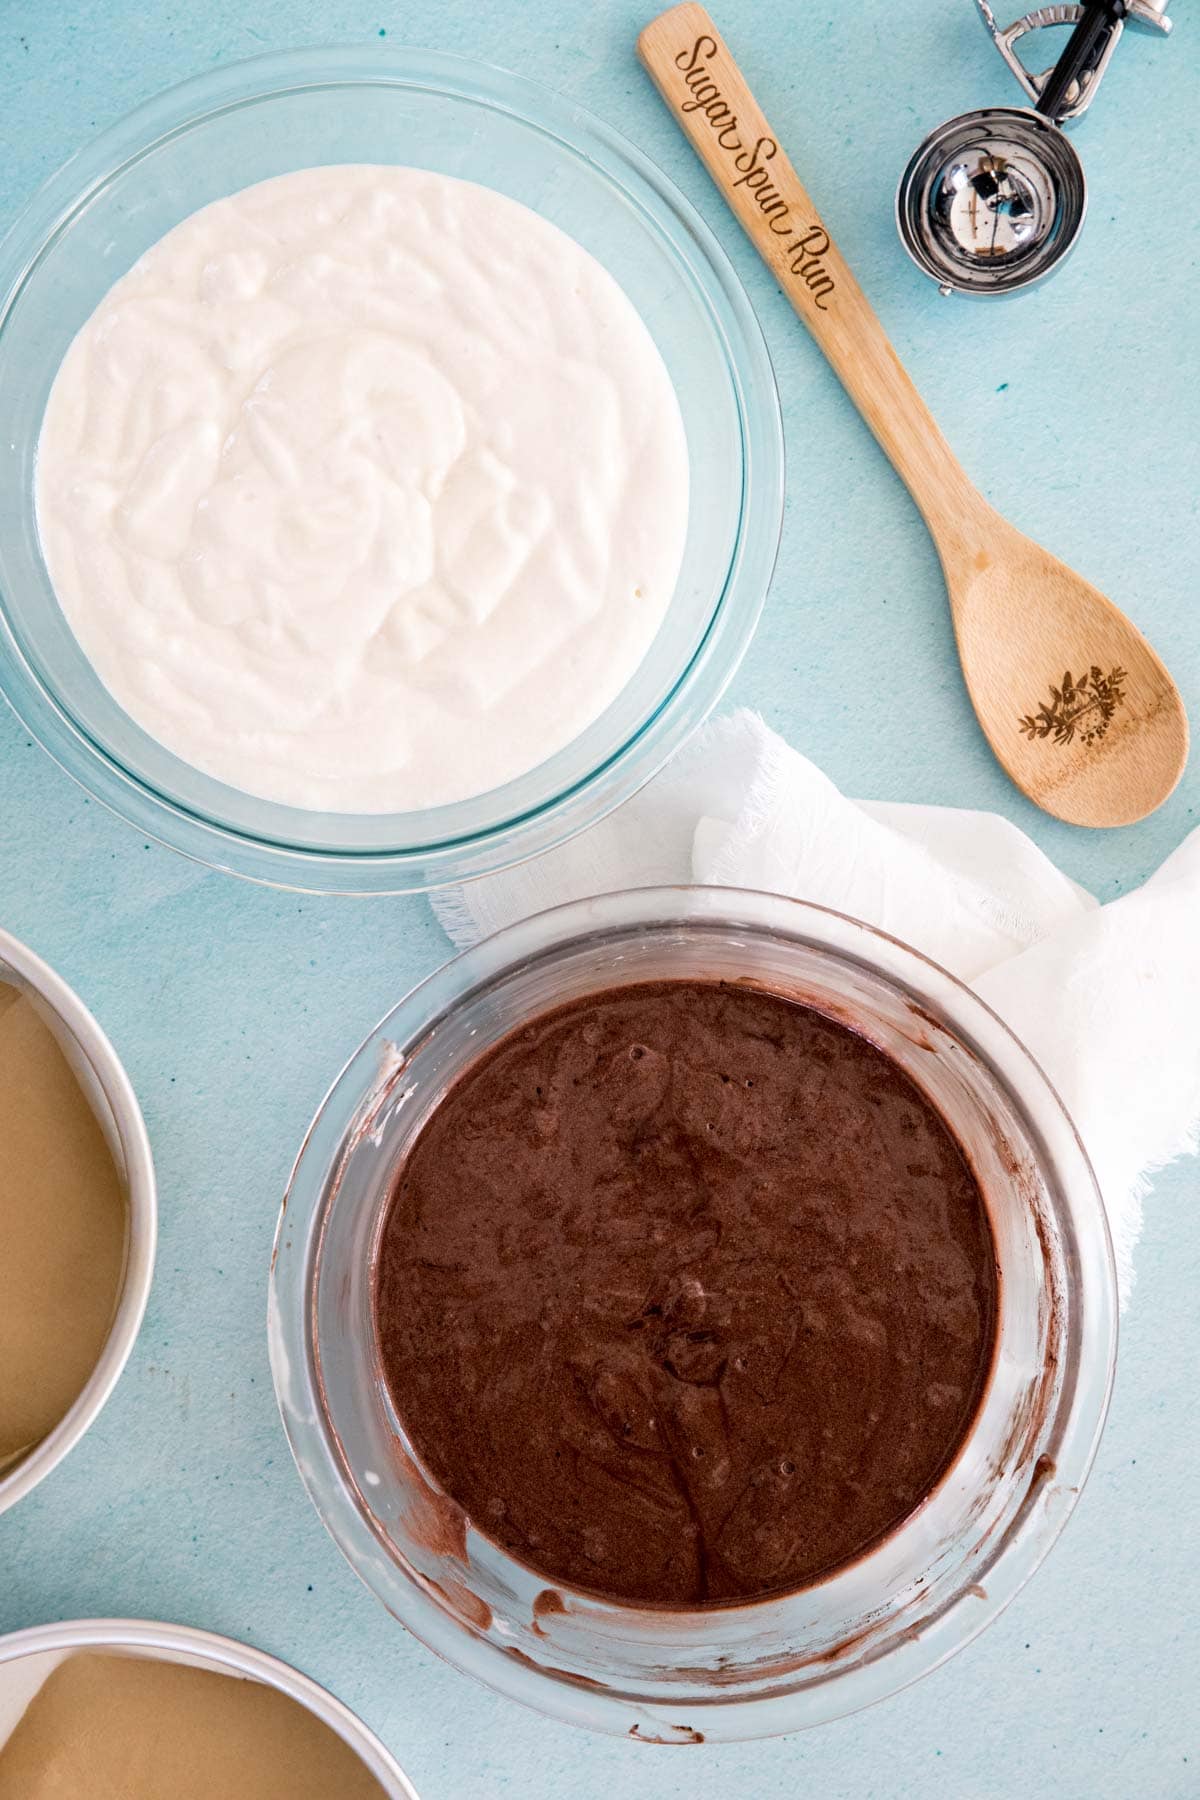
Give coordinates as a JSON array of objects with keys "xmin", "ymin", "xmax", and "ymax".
[
  {"xmin": 0, "ymin": 43, "xmax": 784, "ymax": 895},
  {"xmin": 0, "ymin": 925, "xmax": 157, "ymax": 1516},
  {"xmin": 0, "ymin": 1617, "xmax": 417, "ymax": 1797},
  {"xmin": 268, "ymin": 885, "xmax": 1119, "ymax": 1740}
]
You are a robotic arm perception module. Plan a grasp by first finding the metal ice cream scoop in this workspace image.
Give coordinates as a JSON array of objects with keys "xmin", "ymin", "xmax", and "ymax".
[{"xmin": 898, "ymin": 0, "xmax": 1173, "ymax": 295}]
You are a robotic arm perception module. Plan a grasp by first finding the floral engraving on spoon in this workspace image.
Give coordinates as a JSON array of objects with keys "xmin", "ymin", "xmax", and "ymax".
[{"xmin": 1019, "ymin": 666, "xmax": 1127, "ymax": 749}]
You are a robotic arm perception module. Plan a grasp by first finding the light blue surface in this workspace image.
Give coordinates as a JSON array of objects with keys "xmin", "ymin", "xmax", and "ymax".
[{"xmin": 0, "ymin": 2, "xmax": 1196, "ymax": 1796}]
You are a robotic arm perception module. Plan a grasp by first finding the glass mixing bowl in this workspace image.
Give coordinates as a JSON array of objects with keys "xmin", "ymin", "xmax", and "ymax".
[
  {"xmin": 0, "ymin": 48, "xmax": 782, "ymax": 894},
  {"xmin": 269, "ymin": 888, "xmax": 1117, "ymax": 1741}
]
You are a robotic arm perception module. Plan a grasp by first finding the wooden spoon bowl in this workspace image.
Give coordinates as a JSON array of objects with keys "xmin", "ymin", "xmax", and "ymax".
[{"xmin": 948, "ymin": 511, "xmax": 1186, "ymax": 826}]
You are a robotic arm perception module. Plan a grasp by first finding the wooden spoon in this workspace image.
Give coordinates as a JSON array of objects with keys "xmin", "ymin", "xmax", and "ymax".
[{"xmin": 639, "ymin": 3, "xmax": 1188, "ymax": 826}]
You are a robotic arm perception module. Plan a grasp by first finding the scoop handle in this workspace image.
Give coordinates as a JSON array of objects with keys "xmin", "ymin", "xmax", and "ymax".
[{"xmin": 637, "ymin": 4, "xmax": 983, "ymax": 545}]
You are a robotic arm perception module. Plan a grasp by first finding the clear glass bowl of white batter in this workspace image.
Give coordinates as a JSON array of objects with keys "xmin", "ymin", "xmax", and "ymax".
[
  {"xmin": 268, "ymin": 888, "xmax": 1118, "ymax": 1740},
  {"xmin": 0, "ymin": 48, "xmax": 782, "ymax": 893}
]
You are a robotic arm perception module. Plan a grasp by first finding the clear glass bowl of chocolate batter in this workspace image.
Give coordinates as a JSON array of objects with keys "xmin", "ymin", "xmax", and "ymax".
[
  {"xmin": 269, "ymin": 888, "xmax": 1117, "ymax": 1740},
  {"xmin": 0, "ymin": 47, "xmax": 781, "ymax": 893}
]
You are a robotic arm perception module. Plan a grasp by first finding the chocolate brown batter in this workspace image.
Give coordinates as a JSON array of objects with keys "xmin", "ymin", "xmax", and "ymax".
[{"xmin": 374, "ymin": 980, "xmax": 998, "ymax": 1606}]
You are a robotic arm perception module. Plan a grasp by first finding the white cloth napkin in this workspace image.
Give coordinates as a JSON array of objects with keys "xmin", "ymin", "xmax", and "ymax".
[{"xmin": 434, "ymin": 711, "xmax": 1200, "ymax": 1305}]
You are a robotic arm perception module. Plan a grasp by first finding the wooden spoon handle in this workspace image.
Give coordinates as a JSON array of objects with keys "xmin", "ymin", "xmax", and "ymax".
[{"xmin": 638, "ymin": 4, "xmax": 984, "ymax": 546}]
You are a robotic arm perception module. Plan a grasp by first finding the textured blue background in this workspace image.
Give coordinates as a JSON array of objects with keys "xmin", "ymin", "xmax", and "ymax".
[{"xmin": 1, "ymin": 2, "xmax": 1197, "ymax": 1795}]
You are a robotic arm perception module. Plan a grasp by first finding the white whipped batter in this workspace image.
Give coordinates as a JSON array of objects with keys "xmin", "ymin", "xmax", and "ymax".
[{"xmin": 36, "ymin": 166, "xmax": 689, "ymax": 813}]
